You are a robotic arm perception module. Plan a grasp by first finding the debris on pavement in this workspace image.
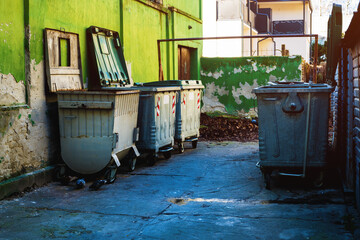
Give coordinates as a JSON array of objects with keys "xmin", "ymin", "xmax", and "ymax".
[{"xmin": 200, "ymin": 113, "xmax": 258, "ymax": 142}]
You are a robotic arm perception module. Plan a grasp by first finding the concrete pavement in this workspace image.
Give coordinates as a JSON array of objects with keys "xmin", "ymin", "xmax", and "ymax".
[{"xmin": 0, "ymin": 142, "xmax": 356, "ymax": 239}]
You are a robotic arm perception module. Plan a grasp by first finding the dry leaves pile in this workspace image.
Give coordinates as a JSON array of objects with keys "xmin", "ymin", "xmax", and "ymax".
[{"xmin": 199, "ymin": 113, "xmax": 258, "ymax": 142}]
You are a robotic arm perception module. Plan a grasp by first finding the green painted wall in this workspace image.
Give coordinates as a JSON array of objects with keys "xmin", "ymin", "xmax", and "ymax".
[
  {"xmin": 0, "ymin": 0, "xmax": 25, "ymax": 82},
  {"xmin": 122, "ymin": 0, "xmax": 202, "ymax": 82},
  {"xmin": 122, "ymin": 0, "xmax": 168, "ymax": 82},
  {"xmin": 28, "ymin": 0, "xmax": 121, "ymax": 84},
  {"xmin": 167, "ymin": 0, "xmax": 202, "ymax": 19},
  {"xmin": 200, "ymin": 56, "xmax": 302, "ymax": 116},
  {"xmin": 24, "ymin": 0, "xmax": 202, "ymax": 84}
]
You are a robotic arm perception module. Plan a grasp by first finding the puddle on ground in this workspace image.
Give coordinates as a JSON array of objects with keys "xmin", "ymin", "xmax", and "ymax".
[{"xmin": 168, "ymin": 198, "xmax": 237, "ymax": 206}]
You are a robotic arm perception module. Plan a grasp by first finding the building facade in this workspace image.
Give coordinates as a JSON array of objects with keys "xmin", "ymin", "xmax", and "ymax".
[{"xmin": 203, "ymin": 0, "xmax": 313, "ymax": 61}]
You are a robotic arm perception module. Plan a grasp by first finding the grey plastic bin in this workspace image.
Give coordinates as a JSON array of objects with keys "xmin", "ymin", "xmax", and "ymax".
[
  {"xmin": 57, "ymin": 90, "xmax": 140, "ymax": 175},
  {"xmin": 133, "ymin": 84, "xmax": 180, "ymax": 164},
  {"xmin": 253, "ymin": 82, "xmax": 332, "ymax": 188},
  {"xmin": 141, "ymin": 80, "xmax": 204, "ymax": 153}
]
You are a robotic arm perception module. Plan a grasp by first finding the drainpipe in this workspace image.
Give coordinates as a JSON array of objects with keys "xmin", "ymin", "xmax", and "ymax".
[
  {"xmin": 303, "ymin": 0, "xmax": 305, "ymax": 34},
  {"xmin": 272, "ymin": 37, "xmax": 276, "ymax": 56},
  {"xmin": 248, "ymin": 0, "xmax": 253, "ymax": 56},
  {"xmin": 24, "ymin": 0, "xmax": 31, "ymax": 108},
  {"xmin": 309, "ymin": 0, "xmax": 313, "ymax": 63}
]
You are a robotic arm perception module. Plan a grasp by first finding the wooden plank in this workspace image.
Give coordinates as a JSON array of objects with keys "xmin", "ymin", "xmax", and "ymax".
[
  {"xmin": 353, "ymin": 57, "xmax": 358, "ymax": 67},
  {"xmin": 354, "ymin": 89, "xmax": 359, "ymax": 98},
  {"xmin": 58, "ymin": 101, "xmax": 113, "ymax": 110},
  {"xmin": 355, "ymin": 147, "xmax": 360, "ymax": 159},
  {"xmin": 354, "ymin": 68, "xmax": 359, "ymax": 78},
  {"xmin": 355, "ymin": 117, "xmax": 360, "ymax": 128},
  {"xmin": 50, "ymin": 68, "xmax": 81, "ymax": 75},
  {"xmin": 355, "ymin": 108, "xmax": 360, "ymax": 118},
  {"xmin": 354, "ymin": 127, "xmax": 360, "ymax": 137},
  {"xmin": 355, "ymin": 136, "xmax": 360, "ymax": 149},
  {"xmin": 354, "ymin": 98, "xmax": 360, "ymax": 108},
  {"xmin": 354, "ymin": 78, "xmax": 359, "ymax": 88}
]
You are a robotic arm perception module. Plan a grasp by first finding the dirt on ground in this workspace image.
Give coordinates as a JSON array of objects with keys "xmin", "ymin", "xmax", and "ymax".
[{"xmin": 199, "ymin": 113, "xmax": 258, "ymax": 142}]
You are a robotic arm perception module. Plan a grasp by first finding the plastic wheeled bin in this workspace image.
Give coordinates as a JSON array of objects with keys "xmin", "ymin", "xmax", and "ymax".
[
  {"xmin": 133, "ymin": 83, "xmax": 180, "ymax": 165},
  {"xmin": 44, "ymin": 27, "xmax": 140, "ymax": 183},
  {"xmin": 252, "ymin": 82, "xmax": 333, "ymax": 189},
  {"xmin": 140, "ymin": 80, "xmax": 204, "ymax": 153}
]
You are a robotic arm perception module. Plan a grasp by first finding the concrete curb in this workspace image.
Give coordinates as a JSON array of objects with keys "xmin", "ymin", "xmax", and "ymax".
[{"xmin": 0, "ymin": 166, "xmax": 55, "ymax": 200}]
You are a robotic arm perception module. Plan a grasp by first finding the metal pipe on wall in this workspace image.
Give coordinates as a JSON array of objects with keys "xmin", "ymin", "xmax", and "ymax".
[{"xmin": 157, "ymin": 34, "xmax": 319, "ymax": 82}]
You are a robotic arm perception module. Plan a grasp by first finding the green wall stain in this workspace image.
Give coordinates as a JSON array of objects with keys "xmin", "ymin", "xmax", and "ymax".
[
  {"xmin": 201, "ymin": 56, "xmax": 302, "ymax": 115},
  {"xmin": 28, "ymin": 114, "xmax": 35, "ymax": 126}
]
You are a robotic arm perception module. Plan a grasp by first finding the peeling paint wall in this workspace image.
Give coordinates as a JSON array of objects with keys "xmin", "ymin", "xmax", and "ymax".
[
  {"xmin": 0, "ymin": 62, "xmax": 59, "ymax": 181},
  {"xmin": 200, "ymin": 56, "xmax": 302, "ymax": 116}
]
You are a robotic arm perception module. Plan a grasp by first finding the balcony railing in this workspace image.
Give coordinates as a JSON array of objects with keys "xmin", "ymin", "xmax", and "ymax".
[{"xmin": 273, "ymin": 20, "xmax": 305, "ymax": 34}]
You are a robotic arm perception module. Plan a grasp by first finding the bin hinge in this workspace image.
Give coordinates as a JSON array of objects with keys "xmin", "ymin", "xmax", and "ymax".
[
  {"xmin": 112, "ymin": 133, "xmax": 119, "ymax": 148},
  {"xmin": 133, "ymin": 128, "xmax": 139, "ymax": 142}
]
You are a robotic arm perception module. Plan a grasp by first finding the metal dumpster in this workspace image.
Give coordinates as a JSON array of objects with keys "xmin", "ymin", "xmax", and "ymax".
[
  {"xmin": 134, "ymin": 84, "xmax": 180, "ymax": 165},
  {"xmin": 140, "ymin": 80, "xmax": 204, "ymax": 153},
  {"xmin": 253, "ymin": 82, "xmax": 333, "ymax": 188},
  {"xmin": 57, "ymin": 90, "xmax": 140, "ymax": 175},
  {"xmin": 44, "ymin": 27, "xmax": 140, "ymax": 182}
]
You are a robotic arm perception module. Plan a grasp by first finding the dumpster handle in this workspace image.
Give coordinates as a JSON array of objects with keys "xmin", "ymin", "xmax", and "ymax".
[
  {"xmin": 277, "ymin": 91, "xmax": 311, "ymax": 178},
  {"xmin": 302, "ymin": 91, "xmax": 312, "ymax": 178}
]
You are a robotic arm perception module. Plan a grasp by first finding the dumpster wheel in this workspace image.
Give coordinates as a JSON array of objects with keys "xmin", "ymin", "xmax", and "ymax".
[
  {"xmin": 104, "ymin": 166, "xmax": 117, "ymax": 184},
  {"xmin": 54, "ymin": 165, "xmax": 67, "ymax": 181},
  {"xmin": 147, "ymin": 154, "xmax": 157, "ymax": 166},
  {"xmin": 261, "ymin": 168, "xmax": 272, "ymax": 190},
  {"xmin": 192, "ymin": 140, "xmax": 198, "ymax": 149},
  {"xmin": 163, "ymin": 151, "xmax": 172, "ymax": 159},
  {"xmin": 128, "ymin": 157, "xmax": 137, "ymax": 172},
  {"xmin": 312, "ymin": 170, "xmax": 324, "ymax": 188},
  {"xmin": 178, "ymin": 142, "xmax": 185, "ymax": 154}
]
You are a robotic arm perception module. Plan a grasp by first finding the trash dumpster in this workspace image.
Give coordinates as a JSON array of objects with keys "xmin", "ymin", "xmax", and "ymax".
[
  {"xmin": 57, "ymin": 90, "xmax": 140, "ymax": 175},
  {"xmin": 134, "ymin": 83, "xmax": 180, "ymax": 165},
  {"xmin": 252, "ymin": 82, "xmax": 333, "ymax": 188},
  {"xmin": 44, "ymin": 27, "xmax": 140, "ymax": 183},
  {"xmin": 140, "ymin": 80, "xmax": 204, "ymax": 153}
]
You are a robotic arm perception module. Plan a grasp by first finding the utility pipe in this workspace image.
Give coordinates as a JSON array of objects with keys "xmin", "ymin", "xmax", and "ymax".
[{"xmin": 157, "ymin": 34, "xmax": 319, "ymax": 82}]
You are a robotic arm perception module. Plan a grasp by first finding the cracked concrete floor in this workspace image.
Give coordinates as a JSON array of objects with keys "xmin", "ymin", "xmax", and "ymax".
[{"xmin": 0, "ymin": 142, "xmax": 355, "ymax": 239}]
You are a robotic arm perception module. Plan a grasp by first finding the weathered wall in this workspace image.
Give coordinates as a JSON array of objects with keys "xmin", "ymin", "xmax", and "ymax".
[
  {"xmin": 122, "ymin": 0, "xmax": 202, "ymax": 82},
  {"xmin": 200, "ymin": 56, "xmax": 302, "ymax": 116},
  {"xmin": 0, "ymin": 0, "xmax": 53, "ymax": 181},
  {"xmin": 0, "ymin": 0, "xmax": 202, "ymax": 182}
]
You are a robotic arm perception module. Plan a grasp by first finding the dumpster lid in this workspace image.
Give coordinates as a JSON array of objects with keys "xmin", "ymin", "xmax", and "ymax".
[
  {"xmin": 57, "ymin": 88, "xmax": 140, "ymax": 95},
  {"xmin": 131, "ymin": 85, "xmax": 181, "ymax": 92},
  {"xmin": 44, "ymin": 28, "xmax": 84, "ymax": 92},
  {"xmin": 87, "ymin": 26, "xmax": 131, "ymax": 90},
  {"xmin": 141, "ymin": 80, "xmax": 204, "ymax": 89},
  {"xmin": 252, "ymin": 82, "xmax": 333, "ymax": 93}
]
